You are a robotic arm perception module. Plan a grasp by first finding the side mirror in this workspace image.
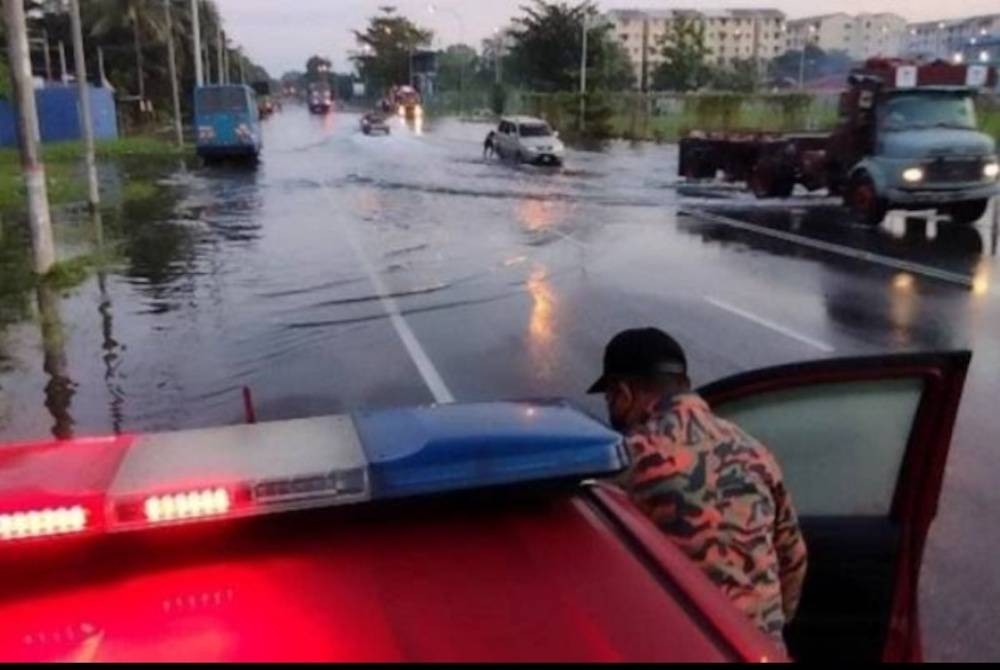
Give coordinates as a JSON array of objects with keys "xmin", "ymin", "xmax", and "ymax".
[{"xmin": 553, "ymin": 131, "xmax": 560, "ymax": 139}]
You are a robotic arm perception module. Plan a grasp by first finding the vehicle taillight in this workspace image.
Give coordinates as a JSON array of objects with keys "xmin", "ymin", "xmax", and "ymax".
[
  {"xmin": 0, "ymin": 505, "xmax": 88, "ymax": 542},
  {"xmin": 144, "ymin": 488, "xmax": 231, "ymax": 523}
]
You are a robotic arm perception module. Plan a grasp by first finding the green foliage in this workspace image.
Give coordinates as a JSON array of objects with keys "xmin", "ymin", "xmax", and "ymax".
[
  {"xmin": 507, "ymin": 1, "xmax": 635, "ymax": 93},
  {"xmin": 769, "ymin": 45, "xmax": 853, "ymax": 85},
  {"xmin": 710, "ymin": 59, "xmax": 761, "ymax": 93},
  {"xmin": 352, "ymin": 7, "xmax": 433, "ymax": 94},
  {"xmin": 652, "ymin": 17, "xmax": 711, "ymax": 92}
]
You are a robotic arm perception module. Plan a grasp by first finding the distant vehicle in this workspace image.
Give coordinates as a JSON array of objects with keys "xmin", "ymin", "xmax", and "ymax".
[
  {"xmin": 193, "ymin": 84, "xmax": 262, "ymax": 163},
  {"xmin": 252, "ymin": 81, "xmax": 277, "ymax": 119},
  {"xmin": 490, "ymin": 116, "xmax": 565, "ymax": 167},
  {"xmin": 308, "ymin": 81, "xmax": 333, "ymax": 115},
  {"xmin": 361, "ymin": 112, "xmax": 390, "ymax": 136},
  {"xmin": 388, "ymin": 85, "xmax": 422, "ymax": 119},
  {"xmin": 679, "ymin": 59, "xmax": 1000, "ymax": 225},
  {"xmin": 0, "ymin": 352, "xmax": 971, "ymax": 662}
]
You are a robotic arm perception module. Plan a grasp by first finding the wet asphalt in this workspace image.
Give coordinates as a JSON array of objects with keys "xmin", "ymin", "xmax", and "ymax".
[{"xmin": 1, "ymin": 105, "xmax": 1000, "ymax": 660}]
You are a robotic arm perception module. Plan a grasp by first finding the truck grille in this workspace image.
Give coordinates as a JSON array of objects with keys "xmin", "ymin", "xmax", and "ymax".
[{"xmin": 925, "ymin": 159, "xmax": 983, "ymax": 183}]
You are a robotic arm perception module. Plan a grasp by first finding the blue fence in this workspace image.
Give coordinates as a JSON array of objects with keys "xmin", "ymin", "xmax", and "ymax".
[{"xmin": 0, "ymin": 85, "xmax": 118, "ymax": 148}]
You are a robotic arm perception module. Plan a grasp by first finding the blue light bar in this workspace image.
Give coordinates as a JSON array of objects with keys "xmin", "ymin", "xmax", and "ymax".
[{"xmin": 354, "ymin": 402, "xmax": 627, "ymax": 499}]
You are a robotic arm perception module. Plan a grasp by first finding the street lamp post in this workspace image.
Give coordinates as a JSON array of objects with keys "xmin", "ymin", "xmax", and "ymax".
[
  {"xmin": 493, "ymin": 28, "xmax": 503, "ymax": 85},
  {"xmin": 799, "ymin": 24, "xmax": 817, "ymax": 89},
  {"xmin": 69, "ymin": 0, "xmax": 100, "ymax": 211},
  {"xmin": 579, "ymin": 13, "xmax": 592, "ymax": 133},
  {"xmin": 163, "ymin": 0, "xmax": 184, "ymax": 148},
  {"xmin": 428, "ymin": 4, "xmax": 466, "ymax": 116},
  {"xmin": 191, "ymin": 0, "xmax": 203, "ymax": 86}
]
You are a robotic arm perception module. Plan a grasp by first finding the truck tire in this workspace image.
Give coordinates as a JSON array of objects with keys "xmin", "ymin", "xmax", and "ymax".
[
  {"xmin": 749, "ymin": 159, "xmax": 794, "ymax": 199},
  {"xmin": 940, "ymin": 199, "xmax": 989, "ymax": 225},
  {"xmin": 683, "ymin": 151, "xmax": 716, "ymax": 180},
  {"xmin": 845, "ymin": 173, "xmax": 887, "ymax": 226}
]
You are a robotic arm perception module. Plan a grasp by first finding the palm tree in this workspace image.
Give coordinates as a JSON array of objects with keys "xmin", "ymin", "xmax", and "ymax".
[{"xmin": 88, "ymin": 0, "xmax": 167, "ymax": 99}]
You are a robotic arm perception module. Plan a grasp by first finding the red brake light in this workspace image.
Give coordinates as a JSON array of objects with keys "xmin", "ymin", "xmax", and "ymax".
[
  {"xmin": 0, "ymin": 505, "xmax": 88, "ymax": 542},
  {"xmin": 143, "ymin": 488, "xmax": 232, "ymax": 524}
]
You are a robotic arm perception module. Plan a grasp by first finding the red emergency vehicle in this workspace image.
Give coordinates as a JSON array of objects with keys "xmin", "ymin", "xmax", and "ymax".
[{"xmin": 0, "ymin": 352, "xmax": 970, "ymax": 662}]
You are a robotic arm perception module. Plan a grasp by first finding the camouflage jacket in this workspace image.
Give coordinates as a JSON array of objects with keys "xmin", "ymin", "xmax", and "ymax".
[{"xmin": 619, "ymin": 393, "xmax": 808, "ymax": 647}]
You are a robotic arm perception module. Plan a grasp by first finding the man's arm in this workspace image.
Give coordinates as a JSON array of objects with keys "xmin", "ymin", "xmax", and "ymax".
[{"xmin": 771, "ymin": 475, "xmax": 808, "ymax": 621}]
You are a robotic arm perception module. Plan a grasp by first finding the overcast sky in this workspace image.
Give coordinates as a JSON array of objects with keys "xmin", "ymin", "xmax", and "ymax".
[{"xmin": 214, "ymin": 0, "xmax": 1000, "ymax": 76}]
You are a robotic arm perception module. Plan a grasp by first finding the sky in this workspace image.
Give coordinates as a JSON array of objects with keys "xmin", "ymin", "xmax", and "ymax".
[{"xmin": 214, "ymin": 0, "xmax": 1000, "ymax": 76}]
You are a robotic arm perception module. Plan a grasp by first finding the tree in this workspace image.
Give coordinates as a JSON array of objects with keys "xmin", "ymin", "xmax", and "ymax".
[
  {"xmin": 88, "ymin": 0, "xmax": 167, "ymax": 99},
  {"xmin": 652, "ymin": 15, "xmax": 711, "ymax": 92},
  {"xmin": 711, "ymin": 58, "xmax": 760, "ymax": 93},
  {"xmin": 769, "ymin": 45, "xmax": 853, "ymax": 85},
  {"xmin": 435, "ymin": 44, "xmax": 476, "ymax": 92},
  {"xmin": 351, "ymin": 6, "xmax": 432, "ymax": 94},
  {"xmin": 507, "ymin": 0, "xmax": 631, "ymax": 92}
]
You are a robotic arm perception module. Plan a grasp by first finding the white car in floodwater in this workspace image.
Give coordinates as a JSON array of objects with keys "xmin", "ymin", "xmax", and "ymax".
[{"xmin": 488, "ymin": 116, "xmax": 565, "ymax": 167}]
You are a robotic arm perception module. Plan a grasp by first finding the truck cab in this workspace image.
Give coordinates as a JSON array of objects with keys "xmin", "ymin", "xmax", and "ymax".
[{"xmin": 831, "ymin": 60, "xmax": 1000, "ymax": 225}]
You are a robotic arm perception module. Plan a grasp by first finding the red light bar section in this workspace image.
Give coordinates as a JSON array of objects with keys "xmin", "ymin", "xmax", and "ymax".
[
  {"xmin": 144, "ymin": 488, "xmax": 232, "ymax": 524},
  {"xmin": 0, "ymin": 506, "xmax": 88, "ymax": 542}
]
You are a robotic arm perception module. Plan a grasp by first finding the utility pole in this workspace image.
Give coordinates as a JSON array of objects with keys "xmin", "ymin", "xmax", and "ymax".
[
  {"xmin": 216, "ymin": 26, "xmax": 224, "ymax": 86},
  {"xmin": 3, "ymin": 0, "xmax": 56, "ymax": 274},
  {"xmin": 57, "ymin": 40, "xmax": 67, "ymax": 83},
  {"xmin": 238, "ymin": 51, "xmax": 245, "ymax": 84},
  {"xmin": 640, "ymin": 17, "xmax": 649, "ymax": 92},
  {"xmin": 69, "ymin": 0, "xmax": 100, "ymax": 211},
  {"xmin": 163, "ymin": 0, "xmax": 183, "ymax": 148},
  {"xmin": 191, "ymin": 0, "xmax": 203, "ymax": 86},
  {"xmin": 493, "ymin": 30, "xmax": 502, "ymax": 85},
  {"xmin": 97, "ymin": 46, "xmax": 108, "ymax": 86},
  {"xmin": 579, "ymin": 14, "xmax": 589, "ymax": 133},
  {"xmin": 40, "ymin": 28, "xmax": 52, "ymax": 81}
]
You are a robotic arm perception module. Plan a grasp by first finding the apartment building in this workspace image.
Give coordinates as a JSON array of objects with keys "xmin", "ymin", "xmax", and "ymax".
[
  {"xmin": 787, "ymin": 13, "xmax": 906, "ymax": 60},
  {"xmin": 605, "ymin": 8, "xmax": 787, "ymax": 89},
  {"xmin": 906, "ymin": 14, "xmax": 1000, "ymax": 61}
]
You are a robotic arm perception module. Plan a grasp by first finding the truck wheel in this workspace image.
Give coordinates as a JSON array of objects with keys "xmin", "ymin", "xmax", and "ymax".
[
  {"xmin": 940, "ymin": 199, "xmax": 989, "ymax": 225},
  {"xmin": 750, "ymin": 160, "xmax": 794, "ymax": 199},
  {"xmin": 845, "ymin": 174, "xmax": 887, "ymax": 226},
  {"xmin": 683, "ymin": 152, "xmax": 715, "ymax": 180}
]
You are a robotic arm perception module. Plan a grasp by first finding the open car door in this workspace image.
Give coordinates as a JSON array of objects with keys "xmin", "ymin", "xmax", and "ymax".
[{"xmin": 699, "ymin": 351, "xmax": 971, "ymax": 663}]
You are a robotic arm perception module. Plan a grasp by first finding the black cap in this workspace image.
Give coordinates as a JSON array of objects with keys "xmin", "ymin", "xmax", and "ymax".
[{"xmin": 587, "ymin": 328, "xmax": 688, "ymax": 394}]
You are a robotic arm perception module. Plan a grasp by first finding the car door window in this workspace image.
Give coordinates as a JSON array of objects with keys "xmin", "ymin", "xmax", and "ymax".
[{"xmin": 712, "ymin": 377, "xmax": 923, "ymax": 516}]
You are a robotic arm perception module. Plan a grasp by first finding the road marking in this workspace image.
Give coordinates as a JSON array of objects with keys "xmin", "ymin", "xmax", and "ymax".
[
  {"xmin": 680, "ymin": 208, "xmax": 975, "ymax": 289},
  {"xmin": 320, "ymin": 192, "xmax": 455, "ymax": 404},
  {"xmin": 704, "ymin": 296, "xmax": 836, "ymax": 353}
]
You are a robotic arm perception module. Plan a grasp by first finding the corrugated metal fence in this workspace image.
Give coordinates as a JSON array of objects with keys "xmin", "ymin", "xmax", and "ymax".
[{"xmin": 0, "ymin": 85, "xmax": 118, "ymax": 148}]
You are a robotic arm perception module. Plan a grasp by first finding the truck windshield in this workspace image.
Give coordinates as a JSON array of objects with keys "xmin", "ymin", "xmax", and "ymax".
[
  {"xmin": 520, "ymin": 123, "xmax": 553, "ymax": 137},
  {"xmin": 197, "ymin": 88, "xmax": 249, "ymax": 114},
  {"xmin": 880, "ymin": 92, "xmax": 978, "ymax": 131}
]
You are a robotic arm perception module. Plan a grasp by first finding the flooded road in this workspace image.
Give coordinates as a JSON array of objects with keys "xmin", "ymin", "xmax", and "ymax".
[{"xmin": 2, "ymin": 105, "xmax": 1000, "ymax": 660}]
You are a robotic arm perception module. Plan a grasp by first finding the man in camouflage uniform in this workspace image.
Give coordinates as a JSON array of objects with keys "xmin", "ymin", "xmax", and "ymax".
[{"xmin": 589, "ymin": 328, "xmax": 808, "ymax": 651}]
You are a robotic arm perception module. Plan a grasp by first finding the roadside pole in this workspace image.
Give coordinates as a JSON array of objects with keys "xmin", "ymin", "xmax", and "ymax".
[
  {"xmin": 69, "ymin": 0, "xmax": 100, "ymax": 211},
  {"xmin": 3, "ymin": 0, "xmax": 56, "ymax": 274},
  {"xmin": 163, "ymin": 0, "xmax": 184, "ymax": 148},
  {"xmin": 992, "ymin": 196, "xmax": 999, "ymax": 257},
  {"xmin": 191, "ymin": 0, "xmax": 203, "ymax": 86},
  {"xmin": 57, "ymin": 40, "xmax": 67, "ymax": 83},
  {"xmin": 579, "ymin": 16, "xmax": 588, "ymax": 133},
  {"xmin": 216, "ymin": 27, "xmax": 224, "ymax": 86}
]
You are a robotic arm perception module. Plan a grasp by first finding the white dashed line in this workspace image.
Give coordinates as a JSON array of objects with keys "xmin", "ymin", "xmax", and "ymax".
[
  {"xmin": 321, "ymin": 191, "xmax": 455, "ymax": 404},
  {"xmin": 681, "ymin": 208, "xmax": 976, "ymax": 289},
  {"xmin": 704, "ymin": 296, "xmax": 836, "ymax": 353}
]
